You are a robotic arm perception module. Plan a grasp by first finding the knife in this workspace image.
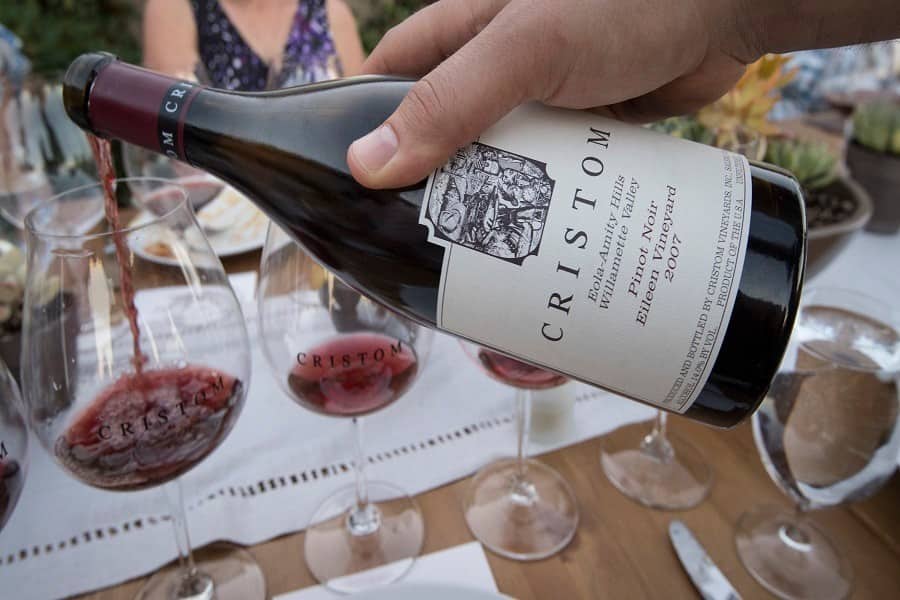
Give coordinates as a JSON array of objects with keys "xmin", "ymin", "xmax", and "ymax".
[{"xmin": 669, "ymin": 520, "xmax": 742, "ymax": 600}]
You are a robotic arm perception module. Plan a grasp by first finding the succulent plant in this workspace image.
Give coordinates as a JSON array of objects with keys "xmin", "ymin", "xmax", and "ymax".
[
  {"xmin": 0, "ymin": 240, "xmax": 25, "ymax": 336},
  {"xmin": 697, "ymin": 54, "xmax": 797, "ymax": 151},
  {"xmin": 648, "ymin": 116, "xmax": 715, "ymax": 145},
  {"xmin": 764, "ymin": 139, "xmax": 839, "ymax": 191},
  {"xmin": 852, "ymin": 100, "xmax": 900, "ymax": 155}
]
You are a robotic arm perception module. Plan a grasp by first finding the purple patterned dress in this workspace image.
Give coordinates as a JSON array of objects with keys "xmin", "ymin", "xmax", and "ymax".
[{"xmin": 192, "ymin": 0, "xmax": 342, "ymax": 91}]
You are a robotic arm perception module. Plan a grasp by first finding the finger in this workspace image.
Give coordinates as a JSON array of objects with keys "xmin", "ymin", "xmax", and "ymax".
[
  {"xmin": 349, "ymin": 3, "xmax": 544, "ymax": 189},
  {"xmin": 347, "ymin": 7, "xmax": 534, "ymax": 188},
  {"xmin": 361, "ymin": 0, "xmax": 509, "ymax": 77}
]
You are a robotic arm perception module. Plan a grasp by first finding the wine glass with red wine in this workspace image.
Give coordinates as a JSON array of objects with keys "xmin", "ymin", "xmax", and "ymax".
[
  {"xmin": 458, "ymin": 343, "xmax": 579, "ymax": 560},
  {"xmin": 21, "ymin": 177, "xmax": 264, "ymax": 600},
  {"xmin": 0, "ymin": 356, "xmax": 27, "ymax": 534},
  {"xmin": 257, "ymin": 223, "xmax": 433, "ymax": 594}
]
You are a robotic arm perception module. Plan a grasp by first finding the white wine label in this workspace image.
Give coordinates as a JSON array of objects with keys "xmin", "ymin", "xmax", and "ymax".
[{"xmin": 420, "ymin": 104, "xmax": 752, "ymax": 412}]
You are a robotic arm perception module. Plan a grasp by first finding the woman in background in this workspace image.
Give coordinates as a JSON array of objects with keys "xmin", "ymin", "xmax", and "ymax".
[{"xmin": 142, "ymin": 0, "xmax": 365, "ymax": 89}]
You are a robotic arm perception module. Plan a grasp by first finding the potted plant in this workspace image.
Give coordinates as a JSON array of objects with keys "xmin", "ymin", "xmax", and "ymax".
[
  {"xmin": 696, "ymin": 54, "xmax": 798, "ymax": 160},
  {"xmin": 651, "ymin": 54, "xmax": 877, "ymax": 277},
  {"xmin": 846, "ymin": 100, "xmax": 900, "ymax": 233},
  {"xmin": 764, "ymin": 139, "xmax": 872, "ymax": 278}
]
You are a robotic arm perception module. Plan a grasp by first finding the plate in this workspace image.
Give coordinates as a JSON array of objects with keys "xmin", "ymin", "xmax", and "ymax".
[
  {"xmin": 128, "ymin": 186, "xmax": 267, "ymax": 265},
  {"xmin": 350, "ymin": 583, "xmax": 510, "ymax": 600}
]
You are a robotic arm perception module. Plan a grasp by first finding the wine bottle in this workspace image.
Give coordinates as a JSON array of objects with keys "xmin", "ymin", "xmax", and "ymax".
[{"xmin": 63, "ymin": 53, "xmax": 806, "ymax": 427}]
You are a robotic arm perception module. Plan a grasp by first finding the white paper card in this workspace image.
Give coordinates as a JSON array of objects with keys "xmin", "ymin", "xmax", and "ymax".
[{"xmin": 274, "ymin": 542, "xmax": 498, "ymax": 599}]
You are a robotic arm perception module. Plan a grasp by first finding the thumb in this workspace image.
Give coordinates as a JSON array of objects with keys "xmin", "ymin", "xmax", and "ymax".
[{"xmin": 348, "ymin": 12, "xmax": 534, "ymax": 189}]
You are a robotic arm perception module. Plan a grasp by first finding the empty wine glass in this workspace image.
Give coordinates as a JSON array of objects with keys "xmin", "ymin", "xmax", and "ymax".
[
  {"xmin": 119, "ymin": 63, "xmax": 222, "ymax": 213},
  {"xmin": 459, "ymin": 345, "xmax": 579, "ymax": 560},
  {"xmin": 0, "ymin": 76, "xmax": 95, "ymax": 229},
  {"xmin": 21, "ymin": 178, "xmax": 264, "ymax": 599},
  {"xmin": 712, "ymin": 125, "xmax": 766, "ymax": 161},
  {"xmin": 122, "ymin": 143, "xmax": 224, "ymax": 211},
  {"xmin": 736, "ymin": 287, "xmax": 900, "ymax": 600},
  {"xmin": 0, "ymin": 355, "xmax": 27, "ymax": 533},
  {"xmin": 257, "ymin": 222, "xmax": 433, "ymax": 593},
  {"xmin": 600, "ymin": 409, "xmax": 713, "ymax": 510}
]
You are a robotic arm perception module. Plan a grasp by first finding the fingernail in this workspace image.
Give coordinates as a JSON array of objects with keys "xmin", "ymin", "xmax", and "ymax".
[{"xmin": 350, "ymin": 124, "xmax": 398, "ymax": 174}]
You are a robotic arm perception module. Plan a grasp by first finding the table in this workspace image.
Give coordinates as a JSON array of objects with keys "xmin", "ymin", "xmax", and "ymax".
[
  {"xmin": 82, "ymin": 151, "xmax": 900, "ymax": 598},
  {"xmin": 79, "ymin": 415, "xmax": 900, "ymax": 599}
]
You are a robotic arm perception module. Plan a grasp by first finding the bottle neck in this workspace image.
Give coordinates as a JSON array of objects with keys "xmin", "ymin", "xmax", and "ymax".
[{"xmin": 87, "ymin": 62, "xmax": 201, "ymax": 162}]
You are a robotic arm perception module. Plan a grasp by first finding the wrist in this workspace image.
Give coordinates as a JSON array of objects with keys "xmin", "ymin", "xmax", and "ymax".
[{"xmin": 719, "ymin": 0, "xmax": 900, "ymax": 58}]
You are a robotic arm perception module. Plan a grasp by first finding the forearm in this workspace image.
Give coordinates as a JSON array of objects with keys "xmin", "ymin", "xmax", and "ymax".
[{"xmin": 734, "ymin": 0, "xmax": 900, "ymax": 58}]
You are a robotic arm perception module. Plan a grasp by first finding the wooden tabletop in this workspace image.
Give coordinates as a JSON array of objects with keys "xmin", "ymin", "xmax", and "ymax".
[
  {"xmin": 80, "ymin": 416, "xmax": 900, "ymax": 599},
  {"xmin": 82, "ymin": 132, "xmax": 900, "ymax": 599}
]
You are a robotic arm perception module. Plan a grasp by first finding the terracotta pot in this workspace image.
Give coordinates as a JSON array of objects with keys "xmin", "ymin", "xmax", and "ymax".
[
  {"xmin": 845, "ymin": 141, "xmax": 900, "ymax": 234},
  {"xmin": 806, "ymin": 175, "xmax": 872, "ymax": 280}
]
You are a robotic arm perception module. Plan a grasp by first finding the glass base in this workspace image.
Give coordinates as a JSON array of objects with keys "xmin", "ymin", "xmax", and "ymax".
[
  {"xmin": 463, "ymin": 458, "xmax": 578, "ymax": 561},
  {"xmin": 600, "ymin": 424, "xmax": 712, "ymax": 510},
  {"xmin": 735, "ymin": 505, "xmax": 852, "ymax": 600},
  {"xmin": 135, "ymin": 543, "xmax": 265, "ymax": 600},
  {"xmin": 304, "ymin": 481, "xmax": 424, "ymax": 594}
]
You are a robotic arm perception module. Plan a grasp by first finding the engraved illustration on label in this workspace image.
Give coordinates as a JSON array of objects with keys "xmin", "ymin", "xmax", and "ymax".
[
  {"xmin": 422, "ymin": 142, "xmax": 555, "ymax": 265},
  {"xmin": 419, "ymin": 104, "xmax": 753, "ymax": 413}
]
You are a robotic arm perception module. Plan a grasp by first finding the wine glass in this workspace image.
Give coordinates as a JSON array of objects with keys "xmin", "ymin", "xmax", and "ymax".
[
  {"xmin": 459, "ymin": 345, "xmax": 579, "ymax": 560},
  {"xmin": 257, "ymin": 223, "xmax": 433, "ymax": 593},
  {"xmin": 736, "ymin": 287, "xmax": 900, "ymax": 600},
  {"xmin": 600, "ymin": 409, "xmax": 713, "ymax": 510},
  {"xmin": 0, "ymin": 76, "xmax": 95, "ymax": 230},
  {"xmin": 714, "ymin": 125, "xmax": 767, "ymax": 161},
  {"xmin": 21, "ymin": 178, "xmax": 265, "ymax": 600},
  {"xmin": 120, "ymin": 63, "xmax": 222, "ymax": 212},
  {"xmin": 0, "ymin": 355, "xmax": 27, "ymax": 533},
  {"xmin": 122, "ymin": 144, "xmax": 223, "ymax": 211}
]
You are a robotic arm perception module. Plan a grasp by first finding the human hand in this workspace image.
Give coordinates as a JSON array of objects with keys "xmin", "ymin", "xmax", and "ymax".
[{"xmin": 346, "ymin": 0, "xmax": 757, "ymax": 189}]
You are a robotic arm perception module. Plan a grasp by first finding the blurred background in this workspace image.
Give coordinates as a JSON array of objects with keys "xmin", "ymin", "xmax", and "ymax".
[
  {"xmin": 0, "ymin": 4, "xmax": 898, "ymax": 600},
  {"xmin": 0, "ymin": 0, "xmax": 432, "ymax": 75}
]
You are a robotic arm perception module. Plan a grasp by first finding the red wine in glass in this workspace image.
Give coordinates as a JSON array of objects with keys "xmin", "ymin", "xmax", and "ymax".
[
  {"xmin": 476, "ymin": 348, "xmax": 567, "ymax": 390},
  {"xmin": 88, "ymin": 135, "xmax": 146, "ymax": 374},
  {"xmin": 0, "ymin": 459, "xmax": 24, "ymax": 529},
  {"xmin": 287, "ymin": 333, "xmax": 418, "ymax": 417},
  {"xmin": 54, "ymin": 366, "xmax": 243, "ymax": 491}
]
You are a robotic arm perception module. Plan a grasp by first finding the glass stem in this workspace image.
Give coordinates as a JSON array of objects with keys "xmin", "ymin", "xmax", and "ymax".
[
  {"xmin": 163, "ymin": 480, "xmax": 213, "ymax": 599},
  {"xmin": 778, "ymin": 505, "xmax": 813, "ymax": 551},
  {"xmin": 164, "ymin": 479, "xmax": 197, "ymax": 576},
  {"xmin": 641, "ymin": 410, "xmax": 675, "ymax": 463},
  {"xmin": 509, "ymin": 388, "xmax": 539, "ymax": 506},
  {"xmin": 353, "ymin": 417, "xmax": 369, "ymax": 508},
  {"xmin": 653, "ymin": 411, "xmax": 667, "ymax": 438},
  {"xmin": 347, "ymin": 417, "xmax": 380, "ymax": 536},
  {"xmin": 516, "ymin": 389, "xmax": 531, "ymax": 478}
]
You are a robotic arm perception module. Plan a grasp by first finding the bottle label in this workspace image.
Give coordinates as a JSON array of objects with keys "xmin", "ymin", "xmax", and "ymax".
[
  {"xmin": 419, "ymin": 104, "xmax": 752, "ymax": 412},
  {"xmin": 156, "ymin": 82, "xmax": 199, "ymax": 162}
]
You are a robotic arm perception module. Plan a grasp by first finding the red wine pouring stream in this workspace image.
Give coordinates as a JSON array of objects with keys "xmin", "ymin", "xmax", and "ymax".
[
  {"xmin": 87, "ymin": 135, "xmax": 146, "ymax": 375},
  {"xmin": 62, "ymin": 53, "xmax": 806, "ymax": 428}
]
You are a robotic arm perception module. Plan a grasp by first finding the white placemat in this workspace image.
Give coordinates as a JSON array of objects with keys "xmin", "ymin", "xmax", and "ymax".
[
  {"xmin": 274, "ymin": 542, "xmax": 498, "ymax": 599},
  {"xmin": 0, "ymin": 273, "xmax": 654, "ymax": 599},
  {"xmin": 1, "ymin": 230, "xmax": 896, "ymax": 600}
]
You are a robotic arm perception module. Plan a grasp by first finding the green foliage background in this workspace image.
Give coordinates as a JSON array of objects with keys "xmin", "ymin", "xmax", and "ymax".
[
  {"xmin": 0, "ymin": 0, "xmax": 140, "ymax": 76},
  {"xmin": 1, "ymin": 0, "xmax": 432, "ymax": 77},
  {"xmin": 351, "ymin": 0, "xmax": 434, "ymax": 53}
]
